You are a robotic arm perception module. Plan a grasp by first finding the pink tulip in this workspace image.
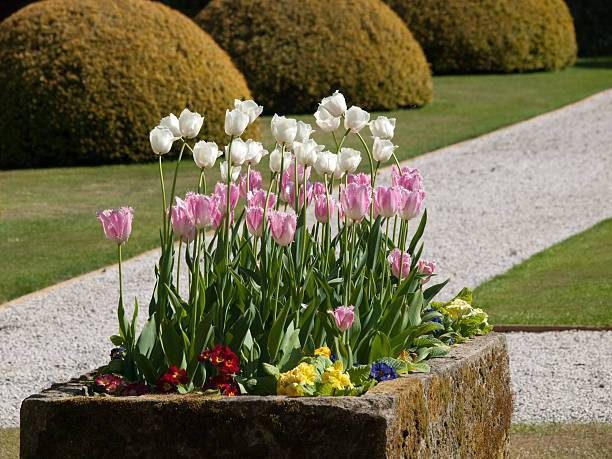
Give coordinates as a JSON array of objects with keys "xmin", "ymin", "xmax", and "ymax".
[
  {"xmin": 97, "ymin": 207, "xmax": 134, "ymax": 244},
  {"xmin": 214, "ymin": 182, "xmax": 239, "ymax": 216},
  {"xmin": 212, "ymin": 209, "xmax": 228, "ymax": 230},
  {"xmin": 246, "ymin": 207, "xmax": 265, "ymax": 237},
  {"xmin": 247, "ymin": 189, "xmax": 276, "ymax": 210},
  {"xmin": 347, "ymin": 173, "xmax": 371, "ymax": 187},
  {"xmin": 313, "ymin": 193, "xmax": 336, "ymax": 223},
  {"xmin": 340, "ymin": 182, "xmax": 371, "ymax": 222},
  {"xmin": 283, "ymin": 157, "xmax": 310, "ymax": 185},
  {"xmin": 312, "ymin": 182, "xmax": 327, "ymax": 196},
  {"xmin": 387, "ymin": 248, "xmax": 412, "ymax": 279},
  {"xmin": 170, "ymin": 197, "xmax": 195, "ymax": 242},
  {"xmin": 283, "ymin": 181, "xmax": 313, "ymax": 210},
  {"xmin": 333, "ymin": 305, "xmax": 355, "ymax": 331},
  {"xmin": 268, "ymin": 210, "xmax": 297, "ymax": 246},
  {"xmin": 391, "ymin": 165, "xmax": 423, "ymax": 192},
  {"xmin": 239, "ymin": 170, "xmax": 262, "ymax": 198},
  {"xmin": 398, "ymin": 189, "xmax": 426, "ymax": 221},
  {"xmin": 185, "ymin": 192, "xmax": 219, "ymax": 229},
  {"xmin": 417, "ymin": 260, "xmax": 436, "ymax": 284},
  {"xmin": 374, "ymin": 186, "xmax": 402, "ymax": 218}
]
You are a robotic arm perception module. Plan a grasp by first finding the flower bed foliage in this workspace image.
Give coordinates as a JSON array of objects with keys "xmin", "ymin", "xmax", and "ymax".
[
  {"xmin": 0, "ymin": 0, "xmax": 255, "ymax": 169},
  {"xmin": 195, "ymin": 0, "xmax": 432, "ymax": 114},
  {"xmin": 384, "ymin": 0, "xmax": 577, "ymax": 74},
  {"xmin": 94, "ymin": 92, "xmax": 491, "ymax": 397},
  {"xmin": 565, "ymin": 0, "xmax": 612, "ymax": 56}
]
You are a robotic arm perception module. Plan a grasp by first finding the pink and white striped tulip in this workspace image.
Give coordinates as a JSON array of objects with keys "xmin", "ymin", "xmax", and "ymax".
[
  {"xmin": 96, "ymin": 207, "xmax": 134, "ymax": 245},
  {"xmin": 268, "ymin": 210, "xmax": 297, "ymax": 246},
  {"xmin": 398, "ymin": 189, "xmax": 426, "ymax": 221},
  {"xmin": 170, "ymin": 197, "xmax": 195, "ymax": 242},
  {"xmin": 332, "ymin": 305, "xmax": 355, "ymax": 331},
  {"xmin": 313, "ymin": 193, "xmax": 336, "ymax": 223},
  {"xmin": 340, "ymin": 182, "xmax": 371, "ymax": 223},
  {"xmin": 374, "ymin": 186, "xmax": 402, "ymax": 218},
  {"xmin": 417, "ymin": 260, "xmax": 437, "ymax": 284},
  {"xmin": 387, "ymin": 249, "xmax": 412, "ymax": 279},
  {"xmin": 185, "ymin": 193, "xmax": 219, "ymax": 229}
]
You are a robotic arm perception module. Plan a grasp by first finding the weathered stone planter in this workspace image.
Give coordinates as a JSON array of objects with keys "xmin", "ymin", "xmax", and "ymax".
[{"xmin": 21, "ymin": 333, "xmax": 511, "ymax": 458}]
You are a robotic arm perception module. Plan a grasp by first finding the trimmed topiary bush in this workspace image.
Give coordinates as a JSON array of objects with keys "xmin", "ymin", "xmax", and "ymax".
[
  {"xmin": 565, "ymin": 0, "xmax": 612, "ymax": 56},
  {"xmin": 0, "ymin": 0, "xmax": 256, "ymax": 169},
  {"xmin": 384, "ymin": 0, "xmax": 577, "ymax": 74},
  {"xmin": 195, "ymin": 0, "xmax": 432, "ymax": 114}
]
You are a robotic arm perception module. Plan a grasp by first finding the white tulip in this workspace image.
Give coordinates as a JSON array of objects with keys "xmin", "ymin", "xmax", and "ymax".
[
  {"xmin": 344, "ymin": 106, "xmax": 370, "ymax": 133},
  {"xmin": 159, "ymin": 113, "xmax": 181, "ymax": 138},
  {"xmin": 337, "ymin": 147, "xmax": 361, "ymax": 173},
  {"xmin": 314, "ymin": 107, "xmax": 340, "ymax": 133},
  {"xmin": 269, "ymin": 147, "xmax": 292, "ymax": 173},
  {"xmin": 193, "ymin": 141, "xmax": 220, "ymax": 169},
  {"xmin": 333, "ymin": 164, "xmax": 345, "ymax": 179},
  {"xmin": 220, "ymin": 161, "xmax": 241, "ymax": 182},
  {"xmin": 225, "ymin": 108, "xmax": 250, "ymax": 137},
  {"xmin": 271, "ymin": 114, "xmax": 298, "ymax": 145},
  {"xmin": 314, "ymin": 151, "xmax": 338, "ymax": 177},
  {"xmin": 225, "ymin": 138, "xmax": 248, "ymax": 166},
  {"xmin": 244, "ymin": 139, "xmax": 268, "ymax": 165},
  {"xmin": 149, "ymin": 126, "xmax": 175, "ymax": 155},
  {"xmin": 295, "ymin": 121, "xmax": 314, "ymax": 143},
  {"xmin": 178, "ymin": 108, "xmax": 204, "ymax": 139},
  {"xmin": 294, "ymin": 139, "xmax": 324, "ymax": 167},
  {"xmin": 372, "ymin": 137, "xmax": 398, "ymax": 162},
  {"xmin": 234, "ymin": 99, "xmax": 263, "ymax": 124},
  {"xmin": 319, "ymin": 90, "xmax": 347, "ymax": 117},
  {"xmin": 369, "ymin": 116, "xmax": 396, "ymax": 140}
]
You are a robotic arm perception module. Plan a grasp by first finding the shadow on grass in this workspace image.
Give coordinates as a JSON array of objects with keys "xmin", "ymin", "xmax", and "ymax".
[{"xmin": 574, "ymin": 56, "xmax": 612, "ymax": 69}]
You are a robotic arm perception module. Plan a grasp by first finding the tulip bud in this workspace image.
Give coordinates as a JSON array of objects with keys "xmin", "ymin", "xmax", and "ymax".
[
  {"xmin": 269, "ymin": 147, "xmax": 292, "ymax": 173},
  {"xmin": 247, "ymin": 189, "xmax": 276, "ymax": 209},
  {"xmin": 337, "ymin": 147, "xmax": 362, "ymax": 173},
  {"xmin": 314, "ymin": 151, "xmax": 338, "ymax": 177},
  {"xmin": 267, "ymin": 210, "xmax": 297, "ymax": 246},
  {"xmin": 220, "ymin": 161, "xmax": 241, "ymax": 182},
  {"xmin": 332, "ymin": 305, "xmax": 354, "ymax": 331},
  {"xmin": 178, "ymin": 108, "xmax": 204, "ymax": 139},
  {"xmin": 295, "ymin": 121, "xmax": 314, "ymax": 143},
  {"xmin": 170, "ymin": 197, "xmax": 195, "ymax": 242},
  {"xmin": 214, "ymin": 182, "xmax": 239, "ymax": 215},
  {"xmin": 392, "ymin": 166, "xmax": 424, "ymax": 192},
  {"xmin": 159, "ymin": 113, "xmax": 181, "ymax": 138},
  {"xmin": 245, "ymin": 206, "xmax": 265, "ymax": 237},
  {"xmin": 225, "ymin": 108, "xmax": 250, "ymax": 137},
  {"xmin": 374, "ymin": 186, "xmax": 402, "ymax": 218},
  {"xmin": 314, "ymin": 107, "xmax": 340, "ymax": 133},
  {"xmin": 340, "ymin": 182, "xmax": 371, "ymax": 223},
  {"xmin": 234, "ymin": 99, "xmax": 263, "ymax": 124},
  {"xmin": 372, "ymin": 138, "xmax": 397, "ymax": 163},
  {"xmin": 185, "ymin": 192, "xmax": 219, "ymax": 229},
  {"xmin": 387, "ymin": 249, "xmax": 411, "ymax": 279},
  {"xmin": 96, "ymin": 207, "xmax": 134, "ymax": 245},
  {"xmin": 239, "ymin": 170, "xmax": 263, "ymax": 197},
  {"xmin": 294, "ymin": 138, "xmax": 324, "ymax": 167},
  {"xmin": 417, "ymin": 260, "xmax": 437, "ymax": 284},
  {"xmin": 271, "ymin": 114, "xmax": 298, "ymax": 145},
  {"xmin": 319, "ymin": 90, "xmax": 347, "ymax": 117},
  {"xmin": 398, "ymin": 189, "xmax": 426, "ymax": 220},
  {"xmin": 244, "ymin": 139, "xmax": 267, "ymax": 165},
  {"xmin": 369, "ymin": 116, "xmax": 396, "ymax": 140},
  {"xmin": 344, "ymin": 106, "xmax": 370, "ymax": 133},
  {"xmin": 149, "ymin": 126, "xmax": 176, "ymax": 156},
  {"xmin": 193, "ymin": 141, "xmax": 220, "ymax": 169},
  {"xmin": 313, "ymin": 193, "xmax": 336, "ymax": 223},
  {"xmin": 225, "ymin": 138, "xmax": 248, "ymax": 166}
]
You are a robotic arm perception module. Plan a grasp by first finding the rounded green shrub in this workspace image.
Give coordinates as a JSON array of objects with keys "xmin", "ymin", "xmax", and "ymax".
[
  {"xmin": 565, "ymin": 0, "xmax": 612, "ymax": 56},
  {"xmin": 0, "ymin": 0, "xmax": 256, "ymax": 169},
  {"xmin": 384, "ymin": 0, "xmax": 577, "ymax": 74},
  {"xmin": 195, "ymin": 0, "xmax": 432, "ymax": 114}
]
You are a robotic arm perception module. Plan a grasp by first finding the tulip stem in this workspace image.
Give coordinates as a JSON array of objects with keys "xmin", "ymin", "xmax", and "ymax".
[
  {"xmin": 276, "ymin": 144, "xmax": 285, "ymax": 209},
  {"xmin": 158, "ymin": 156, "xmax": 167, "ymax": 239},
  {"xmin": 246, "ymin": 164, "xmax": 251, "ymax": 197},
  {"xmin": 392, "ymin": 152, "xmax": 401, "ymax": 169},
  {"xmin": 225, "ymin": 136, "xmax": 234, "ymax": 261},
  {"xmin": 300, "ymin": 165, "xmax": 308, "ymax": 280},
  {"xmin": 169, "ymin": 142, "xmax": 186, "ymax": 215},
  {"xmin": 117, "ymin": 244, "xmax": 124, "ymax": 307},
  {"xmin": 356, "ymin": 132, "xmax": 375, "ymax": 225},
  {"xmin": 198, "ymin": 169, "xmax": 206, "ymax": 194},
  {"xmin": 176, "ymin": 240, "xmax": 182, "ymax": 294},
  {"xmin": 324, "ymin": 174, "xmax": 332, "ymax": 274}
]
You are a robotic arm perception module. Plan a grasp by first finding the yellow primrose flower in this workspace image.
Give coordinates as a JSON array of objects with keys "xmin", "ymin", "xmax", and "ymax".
[
  {"xmin": 277, "ymin": 382, "xmax": 304, "ymax": 397},
  {"xmin": 321, "ymin": 360, "xmax": 353, "ymax": 390},
  {"xmin": 445, "ymin": 299, "xmax": 472, "ymax": 320},
  {"xmin": 277, "ymin": 362, "xmax": 318, "ymax": 396},
  {"xmin": 314, "ymin": 346, "xmax": 331, "ymax": 358}
]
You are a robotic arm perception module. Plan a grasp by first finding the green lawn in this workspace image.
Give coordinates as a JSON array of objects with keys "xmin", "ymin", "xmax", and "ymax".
[
  {"xmin": 1, "ymin": 57, "xmax": 612, "ymax": 304},
  {"xmin": 474, "ymin": 219, "xmax": 612, "ymax": 326}
]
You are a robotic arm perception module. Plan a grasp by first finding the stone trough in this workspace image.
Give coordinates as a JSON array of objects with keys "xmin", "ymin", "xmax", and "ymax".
[{"xmin": 20, "ymin": 333, "xmax": 511, "ymax": 458}]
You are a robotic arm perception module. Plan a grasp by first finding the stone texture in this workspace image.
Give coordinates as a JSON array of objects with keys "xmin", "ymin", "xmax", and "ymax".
[{"xmin": 20, "ymin": 333, "xmax": 511, "ymax": 458}]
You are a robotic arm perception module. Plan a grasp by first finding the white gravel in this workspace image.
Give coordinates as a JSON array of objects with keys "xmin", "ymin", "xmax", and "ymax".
[
  {"xmin": 1, "ymin": 90, "xmax": 612, "ymax": 427},
  {"xmin": 507, "ymin": 331, "xmax": 612, "ymax": 423}
]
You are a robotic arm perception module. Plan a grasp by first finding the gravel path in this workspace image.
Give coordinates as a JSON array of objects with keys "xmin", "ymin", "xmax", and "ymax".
[
  {"xmin": 1, "ymin": 91, "xmax": 612, "ymax": 427},
  {"xmin": 507, "ymin": 331, "xmax": 612, "ymax": 423}
]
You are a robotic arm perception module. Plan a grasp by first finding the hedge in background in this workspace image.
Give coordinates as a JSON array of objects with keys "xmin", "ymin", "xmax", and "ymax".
[
  {"xmin": 565, "ymin": 0, "xmax": 612, "ymax": 56},
  {"xmin": 384, "ymin": 0, "xmax": 577, "ymax": 74},
  {"xmin": 196, "ymin": 0, "xmax": 432, "ymax": 114},
  {"xmin": 0, "ymin": 0, "xmax": 256, "ymax": 169}
]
